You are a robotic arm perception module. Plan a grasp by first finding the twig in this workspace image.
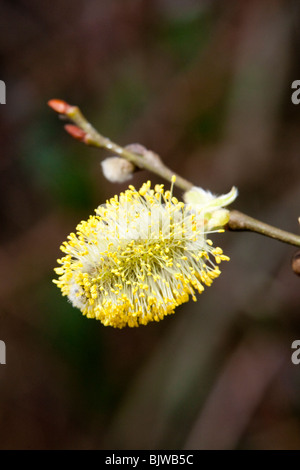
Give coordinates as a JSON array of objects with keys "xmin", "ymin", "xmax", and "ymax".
[
  {"xmin": 48, "ymin": 99, "xmax": 192, "ymax": 193},
  {"xmin": 227, "ymin": 210, "xmax": 300, "ymax": 247},
  {"xmin": 48, "ymin": 99, "xmax": 300, "ymax": 248}
]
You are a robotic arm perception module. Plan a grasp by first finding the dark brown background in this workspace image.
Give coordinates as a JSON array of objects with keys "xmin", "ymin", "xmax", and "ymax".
[{"xmin": 0, "ymin": 0, "xmax": 300, "ymax": 449}]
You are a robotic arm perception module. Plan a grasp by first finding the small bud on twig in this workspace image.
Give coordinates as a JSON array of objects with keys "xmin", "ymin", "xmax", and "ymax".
[
  {"xmin": 125, "ymin": 143, "xmax": 148, "ymax": 156},
  {"xmin": 292, "ymin": 250, "xmax": 300, "ymax": 276},
  {"xmin": 125, "ymin": 144, "xmax": 162, "ymax": 167},
  {"xmin": 64, "ymin": 124, "xmax": 87, "ymax": 142},
  {"xmin": 101, "ymin": 157, "xmax": 135, "ymax": 183},
  {"xmin": 48, "ymin": 99, "xmax": 72, "ymax": 115}
]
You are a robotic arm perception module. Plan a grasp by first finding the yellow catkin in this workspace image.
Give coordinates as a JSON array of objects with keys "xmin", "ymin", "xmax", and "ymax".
[{"xmin": 53, "ymin": 179, "xmax": 230, "ymax": 328}]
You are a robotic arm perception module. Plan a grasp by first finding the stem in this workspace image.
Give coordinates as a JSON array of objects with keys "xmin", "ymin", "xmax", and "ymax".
[
  {"xmin": 49, "ymin": 100, "xmax": 300, "ymax": 248},
  {"xmin": 227, "ymin": 211, "xmax": 300, "ymax": 247},
  {"xmin": 67, "ymin": 106, "xmax": 193, "ymax": 192}
]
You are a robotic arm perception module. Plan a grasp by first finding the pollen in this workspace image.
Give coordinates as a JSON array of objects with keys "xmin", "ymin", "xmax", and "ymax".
[{"xmin": 53, "ymin": 180, "xmax": 230, "ymax": 328}]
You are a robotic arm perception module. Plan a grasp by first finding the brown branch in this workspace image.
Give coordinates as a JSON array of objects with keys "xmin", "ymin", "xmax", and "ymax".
[
  {"xmin": 48, "ymin": 99, "xmax": 300, "ymax": 249},
  {"xmin": 227, "ymin": 211, "xmax": 300, "ymax": 247}
]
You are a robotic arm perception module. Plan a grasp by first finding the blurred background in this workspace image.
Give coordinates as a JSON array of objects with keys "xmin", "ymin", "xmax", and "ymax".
[{"xmin": 0, "ymin": 0, "xmax": 300, "ymax": 450}]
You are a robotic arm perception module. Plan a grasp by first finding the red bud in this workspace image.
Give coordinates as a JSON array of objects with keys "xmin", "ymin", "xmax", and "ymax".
[
  {"xmin": 64, "ymin": 124, "xmax": 86, "ymax": 142},
  {"xmin": 48, "ymin": 99, "xmax": 72, "ymax": 114}
]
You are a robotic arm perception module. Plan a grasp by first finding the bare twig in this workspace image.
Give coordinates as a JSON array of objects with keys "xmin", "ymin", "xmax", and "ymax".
[
  {"xmin": 228, "ymin": 211, "xmax": 300, "ymax": 247},
  {"xmin": 48, "ymin": 99, "xmax": 192, "ymax": 193}
]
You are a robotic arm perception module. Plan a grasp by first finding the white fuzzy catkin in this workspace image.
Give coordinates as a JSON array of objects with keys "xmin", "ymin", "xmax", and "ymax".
[{"xmin": 101, "ymin": 157, "xmax": 135, "ymax": 183}]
